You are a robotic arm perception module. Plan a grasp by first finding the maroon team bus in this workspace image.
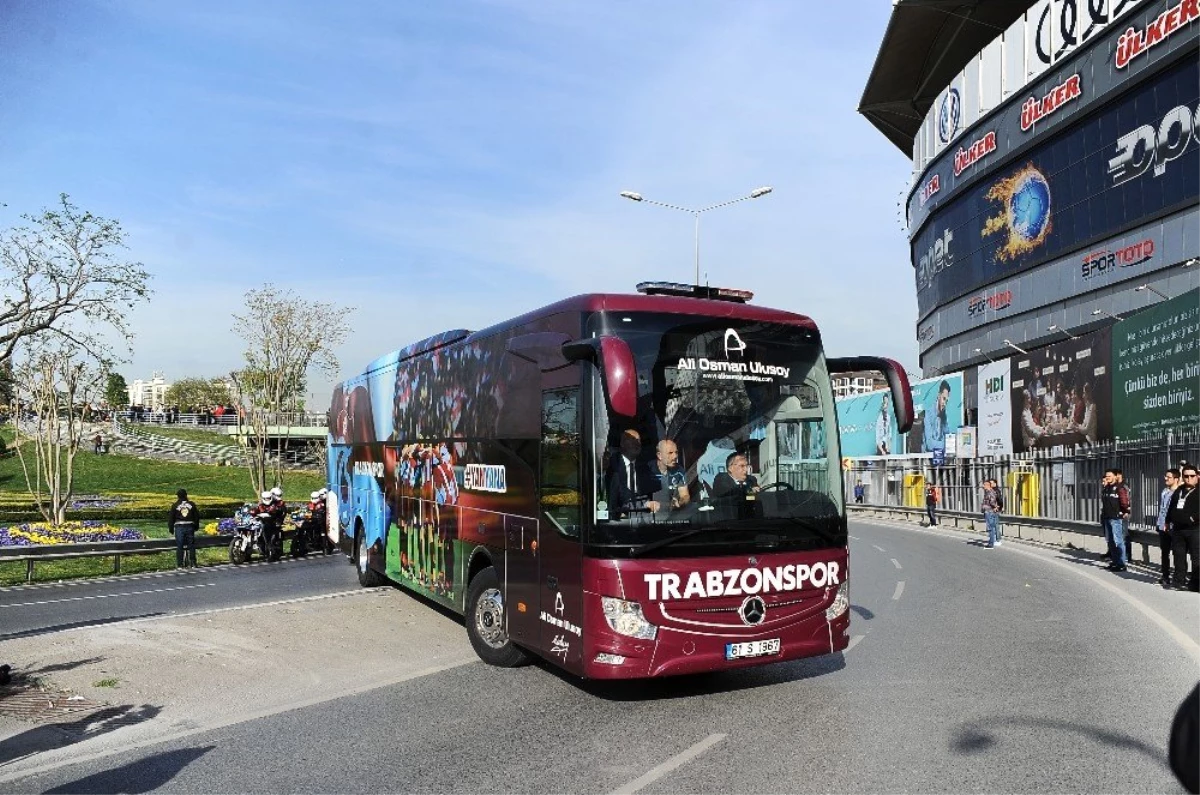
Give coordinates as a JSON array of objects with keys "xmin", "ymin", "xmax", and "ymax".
[{"xmin": 327, "ymin": 282, "xmax": 911, "ymax": 679}]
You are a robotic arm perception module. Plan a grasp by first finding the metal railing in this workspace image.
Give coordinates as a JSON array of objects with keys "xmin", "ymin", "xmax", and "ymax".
[
  {"xmin": 0, "ymin": 528, "xmax": 312, "ymax": 583},
  {"xmin": 112, "ymin": 411, "xmax": 327, "ymax": 428},
  {"xmin": 843, "ymin": 432, "xmax": 1199, "ymax": 531}
]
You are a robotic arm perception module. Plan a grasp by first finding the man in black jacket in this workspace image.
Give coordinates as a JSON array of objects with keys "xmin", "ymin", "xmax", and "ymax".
[
  {"xmin": 169, "ymin": 489, "xmax": 200, "ymax": 569},
  {"xmin": 605, "ymin": 430, "xmax": 660, "ymax": 520},
  {"xmin": 1168, "ymin": 464, "xmax": 1199, "ymax": 592}
]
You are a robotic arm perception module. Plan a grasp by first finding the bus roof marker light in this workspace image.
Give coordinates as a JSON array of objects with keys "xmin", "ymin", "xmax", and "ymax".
[{"xmin": 635, "ymin": 281, "xmax": 754, "ymax": 303}]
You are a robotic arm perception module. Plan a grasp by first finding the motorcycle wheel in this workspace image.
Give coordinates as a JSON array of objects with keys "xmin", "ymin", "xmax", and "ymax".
[{"xmin": 229, "ymin": 538, "xmax": 248, "ymax": 565}]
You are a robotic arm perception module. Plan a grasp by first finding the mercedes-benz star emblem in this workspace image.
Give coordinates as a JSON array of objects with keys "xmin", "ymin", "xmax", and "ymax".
[{"xmin": 740, "ymin": 595, "xmax": 766, "ymax": 626}]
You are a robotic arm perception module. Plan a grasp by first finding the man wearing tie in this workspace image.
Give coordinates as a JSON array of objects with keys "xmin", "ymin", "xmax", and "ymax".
[
  {"xmin": 711, "ymin": 452, "xmax": 760, "ymax": 519},
  {"xmin": 606, "ymin": 429, "xmax": 660, "ymax": 519}
]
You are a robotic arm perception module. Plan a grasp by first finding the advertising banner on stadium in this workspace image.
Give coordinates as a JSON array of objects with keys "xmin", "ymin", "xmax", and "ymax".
[
  {"xmin": 1009, "ymin": 328, "xmax": 1113, "ymax": 453},
  {"xmin": 977, "ymin": 360, "xmax": 1013, "ymax": 457},
  {"xmin": 1112, "ymin": 288, "xmax": 1200, "ymax": 440},
  {"xmin": 905, "ymin": 374, "xmax": 965, "ymax": 455},
  {"xmin": 835, "ymin": 390, "xmax": 901, "ymax": 458},
  {"xmin": 912, "ymin": 57, "xmax": 1198, "ymax": 317}
]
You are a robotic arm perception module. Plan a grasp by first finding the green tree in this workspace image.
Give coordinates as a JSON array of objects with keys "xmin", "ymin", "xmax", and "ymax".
[
  {"xmin": 231, "ymin": 283, "xmax": 351, "ymax": 494},
  {"xmin": 164, "ymin": 377, "xmax": 230, "ymax": 411},
  {"xmin": 0, "ymin": 194, "xmax": 152, "ymax": 364},
  {"xmin": 104, "ymin": 372, "xmax": 129, "ymax": 408}
]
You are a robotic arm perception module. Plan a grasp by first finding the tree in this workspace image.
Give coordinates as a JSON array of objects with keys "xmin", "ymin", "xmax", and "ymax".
[
  {"xmin": 164, "ymin": 377, "xmax": 231, "ymax": 411},
  {"xmin": 104, "ymin": 372, "xmax": 129, "ymax": 408},
  {"xmin": 11, "ymin": 337, "xmax": 110, "ymax": 524},
  {"xmin": 231, "ymin": 284, "xmax": 351, "ymax": 495},
  {"xmin": 0, "ymin": 359, "xmax": 13, "ymax": 407},
  {"xmin": 0, "ymin": 194, "xmax": 151, "ymax": 364}
]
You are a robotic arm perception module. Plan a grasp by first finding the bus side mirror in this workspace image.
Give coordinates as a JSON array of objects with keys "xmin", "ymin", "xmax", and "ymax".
[
  {"xmin": 827, "ymin": 356, "xmax": 914, "ymax": 434},
  {"xmin": 562, "ymin": 336, "xmax": 638, "ymax": 418}
]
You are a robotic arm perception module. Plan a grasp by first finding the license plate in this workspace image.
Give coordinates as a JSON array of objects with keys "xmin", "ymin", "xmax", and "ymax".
[{"xmin": 725, "ymin": 638, "xmax": 780, "ymax": 660}]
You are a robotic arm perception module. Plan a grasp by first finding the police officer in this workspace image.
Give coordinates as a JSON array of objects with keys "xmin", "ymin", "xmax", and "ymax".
[
  {"xmin": 169, "ymin": 488, "xmax": 200, "ymax": 568},
  {"xmin": 256, "ymin": 490, "xmax": 284, "ymax": 562}
]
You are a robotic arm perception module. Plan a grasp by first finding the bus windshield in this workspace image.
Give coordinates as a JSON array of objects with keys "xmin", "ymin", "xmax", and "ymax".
[{"xmin": 585, "ymin": 312, "xmax": 844, "ymax": 557}]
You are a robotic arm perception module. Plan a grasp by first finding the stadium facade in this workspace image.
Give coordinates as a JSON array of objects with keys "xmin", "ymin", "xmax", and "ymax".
[{"xmin": 852, "ymin": 0, "xmax": 1199, "ymax": 460}]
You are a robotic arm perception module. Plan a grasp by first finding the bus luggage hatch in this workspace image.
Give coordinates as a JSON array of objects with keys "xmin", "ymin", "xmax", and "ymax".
[{"xmin": 504, "ymin": 515, "xmax": 541, "ymax": 651}]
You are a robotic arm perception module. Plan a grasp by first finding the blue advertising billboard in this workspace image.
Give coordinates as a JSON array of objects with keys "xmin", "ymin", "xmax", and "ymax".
[
  {"xmin": 835, "ymin": 390, "xmax": 902, "ymax": 458},
  {"xmin": 836, "ymin": 372, "xmax": 965, "ymax": 459}
]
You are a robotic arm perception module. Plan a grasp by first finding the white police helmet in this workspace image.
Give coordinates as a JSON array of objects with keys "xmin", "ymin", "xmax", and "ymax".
[
  {"xmin": 271, "ymin": 486, "xmax": 283, "ymax": 497},
  {"xmin": 310, "ymin": 491, "xmax": 321, "ymax": 501},
  {"xmin": 261, "ymin": 490, "xmax": 274, "ymax": 503}
]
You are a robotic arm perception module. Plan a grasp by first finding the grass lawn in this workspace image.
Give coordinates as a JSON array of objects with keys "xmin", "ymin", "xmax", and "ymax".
[{"xmin": 0, "ymin": 442, "xmax": 324, "ymax": 500}]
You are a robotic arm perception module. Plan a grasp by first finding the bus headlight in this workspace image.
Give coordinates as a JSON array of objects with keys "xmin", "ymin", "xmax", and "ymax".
[
  {"xmin": 825, "ymin": 581, "xmax": 849, "ymax": 621},
  {"xmin": 601, "ymin": 597, "xmax": 658, "ymax": 640}
]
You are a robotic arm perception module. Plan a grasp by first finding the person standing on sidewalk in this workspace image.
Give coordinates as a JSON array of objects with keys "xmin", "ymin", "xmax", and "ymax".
[
  {"xmin": 925, "ymin": 483, "xmax": 939, "ymax": 527},
  {"xmin": 1168, "ymin": 464, "xmax": 1199, "ymax": 592},
  {"xmin": 1100, "ymin": 469, "xmax": 1130, "ymax": 573},
  {"xmin": 169, "ymin": 488, "xmax": 200, "ymax": 569},
  {"xmin": 1157, "ymin": 468, "xmax": 1181, "ymax": 588},
  {"xmin": 981, "ymin": 479, "xmax": 1000, "ymax": 548}
]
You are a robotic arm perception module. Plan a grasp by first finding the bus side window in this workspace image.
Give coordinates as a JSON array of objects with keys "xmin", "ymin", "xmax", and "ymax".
[{"xmin": 541, "ymin": 388, "xmax": 581, "ymax": 539}]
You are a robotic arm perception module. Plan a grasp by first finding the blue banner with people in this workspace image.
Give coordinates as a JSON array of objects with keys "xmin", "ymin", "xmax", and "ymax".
[{"xmin": 836, "ymin": 372, "xmax": 964, "ymax": 459}]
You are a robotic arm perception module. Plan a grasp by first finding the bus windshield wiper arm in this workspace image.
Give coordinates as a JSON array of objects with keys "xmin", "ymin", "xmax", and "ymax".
[{"xmin": 628, "ymin": 526, "xmax": 732, "ymax": 558}]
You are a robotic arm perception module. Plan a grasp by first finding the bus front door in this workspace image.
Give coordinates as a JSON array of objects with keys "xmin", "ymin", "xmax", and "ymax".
[{"xmin": 504, "ymin": 515, "xmax": 541, "ymax": 652}]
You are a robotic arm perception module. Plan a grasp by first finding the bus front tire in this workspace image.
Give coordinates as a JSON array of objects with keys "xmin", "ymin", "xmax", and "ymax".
[
  {"xmin": 465, "ymin": 567, "xmax": 531, "ymax": 668},
  {"xmin": 356, "ymin": 532, "xmax": 385, "ymax": 588}
]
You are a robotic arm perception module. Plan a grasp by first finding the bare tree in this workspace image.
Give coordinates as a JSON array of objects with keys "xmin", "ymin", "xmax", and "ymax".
[
  {"xmin": 232, "ymin": 284, "xmax": 351, "ymax": 495},
  {"xmin": 11, "ymin": 337, "xmax": 109, "ymax": 525},
  {"xmin": 0, "ymin": 194, "xmax": 151, "ymax": 364}
]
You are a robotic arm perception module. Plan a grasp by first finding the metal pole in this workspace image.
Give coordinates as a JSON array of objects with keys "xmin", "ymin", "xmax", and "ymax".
[{"xmin": 693, "ymin": 212, "xmax": 701, "ymax": 285}]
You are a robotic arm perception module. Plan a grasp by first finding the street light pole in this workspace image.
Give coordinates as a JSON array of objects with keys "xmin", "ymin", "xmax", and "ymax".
[
  {"xmin": 1091, "ymin": 308, "xmax": 1126, "ymax": 321},
  {"xmin": 1135, "ymin": 284, "xmax": 1170, "ymax": 301},
  {"xmin": 1048, "ymin": 324, "xmax": 1078, "ymax": 340},
  {"xmin": 620, "ymin": 187, "xmax": 774, "ymax": 285},
  {"xmin": 1002, "ymin": 339, "xmax": 1028, "ymax": 355}
]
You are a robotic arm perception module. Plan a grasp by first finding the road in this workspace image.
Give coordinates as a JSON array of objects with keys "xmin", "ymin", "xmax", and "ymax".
[
  {"xmin": 1, "ymin": 518, "xmax": 1196, "ymax": 793},
  {"xmin": 0, "ymin": 553, "xmax": 353, "ymax": 641}
]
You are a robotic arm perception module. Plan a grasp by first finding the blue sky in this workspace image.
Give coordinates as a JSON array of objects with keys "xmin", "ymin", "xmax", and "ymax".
[{"xmin": 0, "ymin": 0, "xmax": 917, "ymax": 404}]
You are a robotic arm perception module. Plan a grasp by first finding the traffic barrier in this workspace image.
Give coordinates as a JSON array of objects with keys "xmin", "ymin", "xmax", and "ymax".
[
  {"xmin": 0, "ymin": 530, "xmax": 302, "ymax": 583},
  {"xmin": 849, "ymin": 504, "xmax": 1161, "ymax": 563}
]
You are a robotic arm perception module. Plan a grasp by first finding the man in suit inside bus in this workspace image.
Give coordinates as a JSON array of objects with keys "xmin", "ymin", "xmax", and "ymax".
[
  {"xmin": 606, "ymin": 429, "xmax": 660, "ymax": 519},
  {"xmin": 711, "ymin": 452, "xmax": 760, "ymax": 519}
]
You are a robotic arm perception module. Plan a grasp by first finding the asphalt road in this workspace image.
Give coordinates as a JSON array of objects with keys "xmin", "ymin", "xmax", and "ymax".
[
  {"xmin": 0, "ymin": 553, "xmax": 356, "ymax": 641},
  {"xmin": 1, "ymin": 518, "xmax": 1197, "ymax": 794}
]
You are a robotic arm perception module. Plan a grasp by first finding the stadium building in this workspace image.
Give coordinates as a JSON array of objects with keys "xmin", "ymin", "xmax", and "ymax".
[{"xmin": 853, "ymin": 0, "xmax": 1199, "ymax": 461}]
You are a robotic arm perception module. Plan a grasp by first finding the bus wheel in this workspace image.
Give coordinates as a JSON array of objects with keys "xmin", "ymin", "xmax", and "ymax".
[
  {"xmin": 465, "ymin": 567, "xmax": 530, "ymax": 667},
  {"xmin": 356, "ymin": 532, "xmax": 385, "ymax": 588}
]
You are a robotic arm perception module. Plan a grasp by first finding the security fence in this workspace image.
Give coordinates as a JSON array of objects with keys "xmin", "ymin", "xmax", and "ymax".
[{"xmin": 843, "ymin": 432, "xmax": 1199, "ymax": 531}]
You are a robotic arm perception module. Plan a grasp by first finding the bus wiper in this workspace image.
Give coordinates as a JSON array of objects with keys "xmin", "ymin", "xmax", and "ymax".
[{"xmin": 628, "ymin": 526, "xmax": 734, "ymax": 558}]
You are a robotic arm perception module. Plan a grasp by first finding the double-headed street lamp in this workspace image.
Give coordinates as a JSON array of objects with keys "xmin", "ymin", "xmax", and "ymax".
[{"xmin": 620, "ymin": 186, "xmax": 773, "ymax": 285}]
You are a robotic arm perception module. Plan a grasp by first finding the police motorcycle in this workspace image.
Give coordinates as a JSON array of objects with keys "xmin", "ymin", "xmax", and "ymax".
[
  {"xmin": 228, "ymin": 504, "xmax": 265, "ymax": 565},
  {"xmin": 290, "ymin": 490, "xmax": 334, "ymax": 558}
]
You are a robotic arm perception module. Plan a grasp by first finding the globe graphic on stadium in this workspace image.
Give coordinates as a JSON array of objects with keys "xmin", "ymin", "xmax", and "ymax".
[{"xmin": 1007, "ymin": 168, "xmax": 1051, "ymax": 242}]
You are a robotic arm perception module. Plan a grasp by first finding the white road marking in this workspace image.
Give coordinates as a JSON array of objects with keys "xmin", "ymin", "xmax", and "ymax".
[
  {"xmin": 891, "ymin": 558, "xmax": 902, "ymax": 570},
  {"xmin": 0, "ymin": 582, "xmax": 215, "ymax": 608},
  {"xmin": 846, "ymin": 634, "xmax": 864, "ymax": 652},
  {"xmin": 610, "ymin": 734, "xmax": 727, "ymax": 795},
  {"xmin": 872, "ymin": 544, "xmax": 886, "ymax": 553},
  {"xmin": 892, "ymin": 581, "xmax": 905, "ymax": 601},
  {"xmin": 848, "ymin": 535, "xmax": 860, "ymax": 541},
  {"xmin": 854, "ymin": 516, "xmax": 1200, "ymax": 663}
]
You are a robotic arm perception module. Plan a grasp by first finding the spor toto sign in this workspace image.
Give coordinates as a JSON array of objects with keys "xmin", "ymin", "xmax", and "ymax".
[{"xmin": 644, "ymin": 561, "xmax": 841, "ymax": 601}]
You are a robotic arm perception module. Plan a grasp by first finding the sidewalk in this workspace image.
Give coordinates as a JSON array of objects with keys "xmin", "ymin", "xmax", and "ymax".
[{"xmin": 852, "ymin": 513, "xmax": 1200, "ymax": 660}]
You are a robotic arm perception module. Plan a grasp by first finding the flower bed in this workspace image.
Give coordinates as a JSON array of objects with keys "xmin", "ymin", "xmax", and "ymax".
[
  {"xmin": 202, "ymin": 518, "xmax": 239, "ymax": 536},
  {"xmin": 0, "ymin": 521, "xmax": 147, "ymax": 547}
]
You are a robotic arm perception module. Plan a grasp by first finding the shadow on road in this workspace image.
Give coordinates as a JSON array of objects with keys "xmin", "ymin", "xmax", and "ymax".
[
  {"xmin": 951, "ymin": 715, "xmax": 1166, "ymax": 768},
  {"xmin": 23, "ymin": 657, "xmax": 108, "ymax": 676},
  {"xmin": 850, "ymin": 604, "xmax": 875, "ymax": 621},
  {"xmin": 554, "ymin": 652, "xmax": 847, "ymax": 702},
  {"xmin": 0, "ymin": 614, "xmax": 165, "ymax": 642},
  {"xmin": 0, "ymin": 704, "xmax": 162, "ymax": 766},
  {"xmin": 42, "ymin": 744, "xmax": 214, "ymax": 794}
]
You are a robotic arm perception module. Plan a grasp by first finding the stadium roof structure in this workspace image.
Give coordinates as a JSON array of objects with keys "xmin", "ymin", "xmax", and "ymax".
[{"xmin": 859, "ymin": 0, "xmax": 1031, "ymax": 157}]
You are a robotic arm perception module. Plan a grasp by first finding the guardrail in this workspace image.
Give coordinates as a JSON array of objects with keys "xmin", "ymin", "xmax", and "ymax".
[
  {"xmin": 0, "ymin": 531, "xmax": 305, "ymax": 583},
  {"xmin": 849, "ymin": 504, "xmax": 1161, "ymax": 565}
]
